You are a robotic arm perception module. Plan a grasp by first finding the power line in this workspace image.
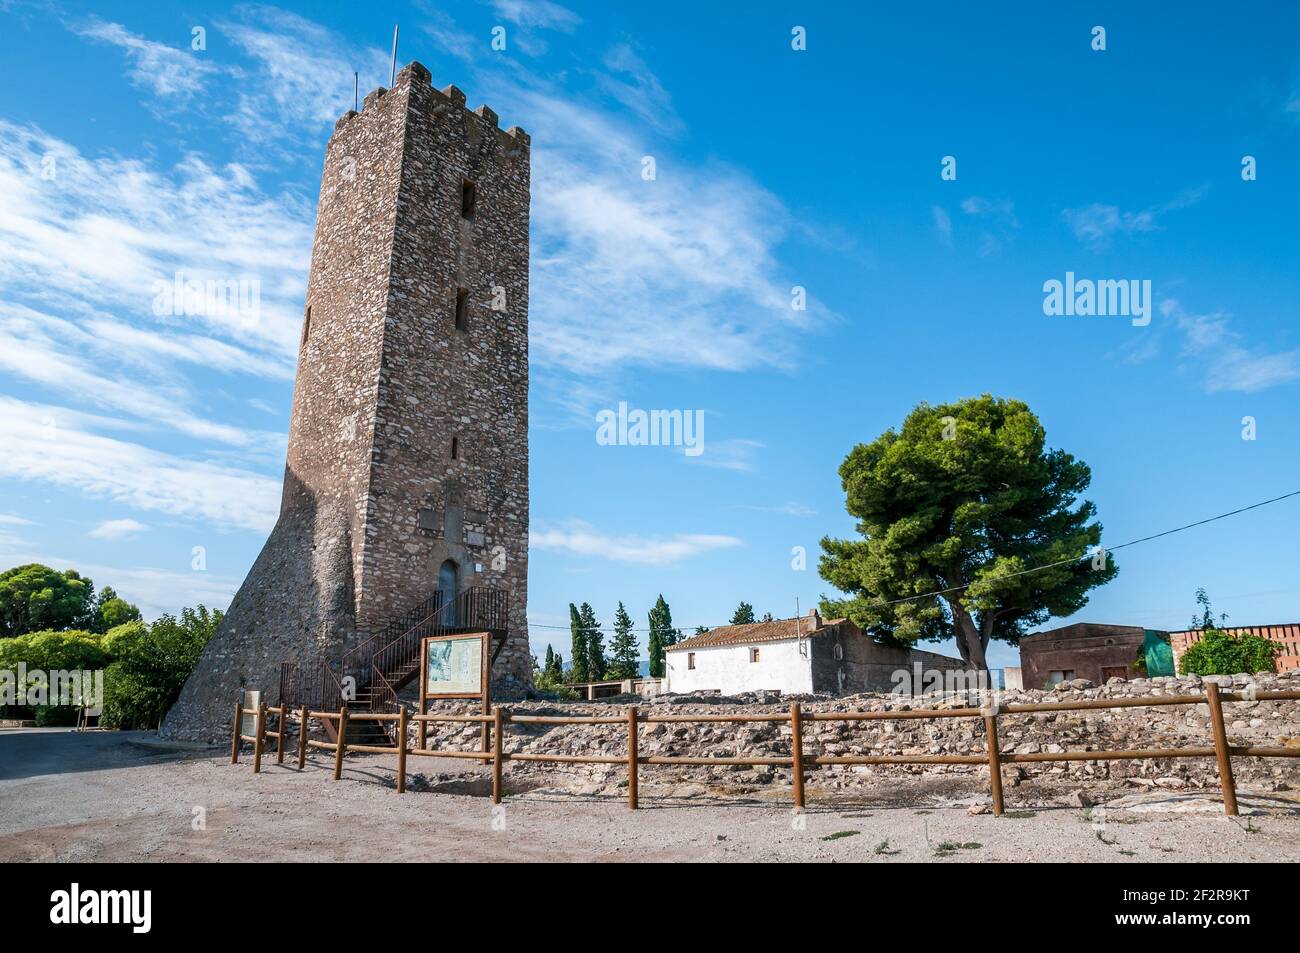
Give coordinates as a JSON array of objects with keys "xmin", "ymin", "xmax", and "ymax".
[{"xmin": 527, "ymin": 487, "xmax": 1300, "ymax": 634}]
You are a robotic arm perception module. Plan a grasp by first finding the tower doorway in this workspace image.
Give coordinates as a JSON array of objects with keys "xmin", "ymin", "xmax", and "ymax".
[{"xmin": 438, "ymin": 559, "xmax": 460, "ymax": 625}]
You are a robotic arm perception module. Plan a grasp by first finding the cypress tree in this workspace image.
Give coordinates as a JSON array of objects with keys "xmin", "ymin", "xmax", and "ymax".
[
  {"xmin": 647, "ymin": 594, "xmax": 676, "ymax": 677},
  {"xmin": 581, "ymin": 602, "xmax": 606, "ymax": 679},
  {"xmin": 568, "ymin": 602, "xmax": 589, "ymax": 682},
  {"xmin": 607, "ymin": 601, "xmax": 639, "ymax": 679}
]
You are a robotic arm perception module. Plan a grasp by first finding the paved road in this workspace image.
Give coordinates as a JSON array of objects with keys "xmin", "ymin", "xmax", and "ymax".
[{"xmin": 3, "ymin": 728, "xmax": 1299, "ymax": 862}]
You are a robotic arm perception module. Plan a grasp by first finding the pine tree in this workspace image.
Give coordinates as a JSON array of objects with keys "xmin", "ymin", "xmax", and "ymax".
[
  {"xmin": 647, "ymin": 594, "xmax": 676, "ymax": 678},
  {"xmin": 607, "ymin": 601, "xmax": 639, "ymax": 679},
  {"xmin": 548, "ymin": 650, "xmax": 564, "ymax": 680},
  {"xmin": 568, "ymin": 602, "xmax": 589, "ymax": 682},
  {"xmin": 543, "ymin": 644, "xmax": 556, "ymax": 679},
  {"xmin": 730, "ymin": 601, "xmax": 756, "ymax": 625},
  {"xmin": 581, "ymin": 603, "xmax": 606, "ymax": 679}
]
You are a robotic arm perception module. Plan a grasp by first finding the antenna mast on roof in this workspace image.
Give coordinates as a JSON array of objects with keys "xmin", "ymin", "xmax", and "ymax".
[
  {"xmin": 389, "ymin": 25, "xmax": 400, "ymax": 87},
  {"xmin": 797, "ymin": 597, "xmax": 809, "ymax": 658},
  {"xmin": 353, "ymin": 71, "xmax": 359, "ymax": 112}
]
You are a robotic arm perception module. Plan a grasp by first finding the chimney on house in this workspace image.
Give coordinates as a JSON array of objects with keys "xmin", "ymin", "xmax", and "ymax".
[{"xmin": 808, "ymin": 608, "xmax": 821, "ymax": 629}]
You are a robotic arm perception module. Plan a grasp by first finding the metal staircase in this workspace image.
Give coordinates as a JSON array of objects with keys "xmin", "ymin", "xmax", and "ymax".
[{"xmin": 279, "ymin": 586, "xmax": 509, "ymax": 740}]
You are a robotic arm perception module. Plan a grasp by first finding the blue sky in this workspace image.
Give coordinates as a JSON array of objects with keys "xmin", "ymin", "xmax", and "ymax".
[{"xmin": 1, "ymin": 1, "xmax": 1299, "ymax": 670}]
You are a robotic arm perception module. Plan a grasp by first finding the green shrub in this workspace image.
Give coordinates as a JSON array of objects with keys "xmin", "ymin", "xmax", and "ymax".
[
  {"xmin": 99, "ymin": 606, "xmax": 221, "ymax": 730},
  {"xmin": 531, "ymin": 667, "xmax": 580, "ymax": 700},
  {"xmin": 0, "ymin": 629, "xmax": 109, "ymax": 718},
  {"xmin": 34, "ymin": 705, "xmax": 79, "ymax": 727},
  {"xmin": 0, "ymin": 629, "xmax": 108, "ymax": 673},
  {"xmin": 1178, "ymin": 630, "xmax": 1277, "ymax": 676}
]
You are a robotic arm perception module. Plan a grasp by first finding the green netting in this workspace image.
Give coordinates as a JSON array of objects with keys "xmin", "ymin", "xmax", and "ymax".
[{"xmin": 1144, "ymin": 629, "xmax": 1175, "ymax": 677}]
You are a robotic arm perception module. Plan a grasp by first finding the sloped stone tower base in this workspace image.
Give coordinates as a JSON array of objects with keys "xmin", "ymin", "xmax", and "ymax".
[
  {"xmin": 162, "ymin": 62, "xmax": 531, "ymax": 740},
  {"xmin": 162, "ymin": 479, "xmax": 356, "ymax": 742}
]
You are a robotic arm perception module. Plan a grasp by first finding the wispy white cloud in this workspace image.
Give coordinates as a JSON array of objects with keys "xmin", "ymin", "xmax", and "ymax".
[
  {"xmin": 0, "ymin": 547, "xmax": 241, "ymax": 620},
  {"xmin": 682, "ymin": 437, "xmax": 764, "ymax": 473},
  {"xmin": 514, "ymin": 86, "xmax": 826, "ymax": 381},
  {"xmin": 1062, "ymin": 186, "xmax": 1208, "ymax": 250},
  {"xmin": 0, "ymin": 119, "xmax": 311, "ymax": 356},
  {"xmin": 485, "ymin": 0, "xmax": 581, "ymax": 32},
  {"xmin": 71, "ymin": 17, "xmax": 219, "ymax": 100},
  {"xmin": 88, "ymin": 518, "xmax": 150, "ymax": 540},
  {"xmin": 597, "ymin": 44, "xmax": 681, "ymax": 134},
  {"xmin": 735, "ymin": 502, "xmax": 816, "ymax": 517},
  {"xmin": 530, "ymin": 519, "xmax": 742, "ymax": 565},
  {"xmin": 931, "ymin": 205, "xmax": 952, "ymax": 245},
  {"xmin": 959, "ymin": 196, "xmax": 1019, "ymax": 256},
  {"xmin": 0, "ymin": 303, "xmax": 284, "ymax": 449},
  {"xmin": 0, "ymin": 396, "xmax": 281, "ymax": 533},
  {"xmin": 218, "ymin": 7, "xmax": 391, "ymax": 149},
  {"xmin": 1160, "ymin": 299, "xmax": 1300, "ymax": 393},
  {"xmin": 423, "ymin": 11, "xmax": 479, "ymax": 62}
]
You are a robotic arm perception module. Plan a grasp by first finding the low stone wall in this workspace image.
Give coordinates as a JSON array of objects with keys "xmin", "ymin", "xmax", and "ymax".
[{"xmin": 409, "ymin": 671, "xmax": 1300, "ymax": 798}]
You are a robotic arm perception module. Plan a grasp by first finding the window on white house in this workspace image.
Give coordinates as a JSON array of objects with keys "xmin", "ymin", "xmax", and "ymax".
[
  {"xmin": 749, "ymin": 648, "xmax": 760, "ymax": 663},
  {"xmin": 687, "ymin": 653, "xmax": 695, "ymax": 670}
]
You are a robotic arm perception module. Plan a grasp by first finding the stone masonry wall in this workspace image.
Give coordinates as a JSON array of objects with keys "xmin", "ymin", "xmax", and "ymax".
[
  {"xmin": 360, "ymin": 63, "xmax": 531, "ymax": 691},
  {"xmin": 163, "ymin": 62, "xmax": 531, "ymax": 741},
  {"xmin": 408, "ymin": 671, "xmax": 1300, "ymax": 798}
]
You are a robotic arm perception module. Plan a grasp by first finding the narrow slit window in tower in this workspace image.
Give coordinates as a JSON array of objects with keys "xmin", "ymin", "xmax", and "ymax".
[
  {"xmin": 461, "ymin": 179, "xmax": 476, "ymax": 219},
  {"xmin": 451, "ymin": 436, "xmax": 459, "ymax": 460},
  {"xmin": 454, "ymin": 288, "xmax": 469, "ymax": 331}
]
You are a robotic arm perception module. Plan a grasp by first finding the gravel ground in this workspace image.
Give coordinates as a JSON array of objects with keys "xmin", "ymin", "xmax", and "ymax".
[{"xmin": 3, "ymin": 728, "xmax": 1299, "ymax": 863}]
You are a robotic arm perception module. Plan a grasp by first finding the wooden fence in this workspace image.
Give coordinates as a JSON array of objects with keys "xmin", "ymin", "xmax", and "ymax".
[{"xmin": 229, "ymin": 685, "xmax": 1300, "ymax": 816}]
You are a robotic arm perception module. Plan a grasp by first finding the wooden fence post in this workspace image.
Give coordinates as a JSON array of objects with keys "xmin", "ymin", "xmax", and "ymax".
[
  {"xmin": 253, "ymin": 703, "xmax": 266, "ymax": 774},
  {"xmin": 480, "ymin": 694, "xmax": 491, "ymax": 764},
  {"xmin": 276, "ymin": 703, "xmax": 288, "ymax": 764},
  {"xmin": 333, "ymin": 706, "xmax": 348, "ymax": 781},
  {"xmin": 1206, "ymin": 681, "xmax": 1239, "ymax": 816},
  {"xmin": 230, "ymin": 700, "xmax": 242, "ymax": 764},
  {"xmin": 297, "ymin": 705, "xmax": 308, "ymax": 770},
  {"xmin": 418, "ymin": 639, "xmax": 428, "ymax": 752},
  {"xmin": 627, "ymin": 706, "xmax": 640, "ymax": 810},
  {"xmin": 491, "ymin": 707, "xmax": 505, "ymax": 804},
  {"xmin": 790, "ymin": 702, "xmax": 805, "ymax": 811},
  {"xmin": 984, "ymin": 709, "xmax": 1004, "ymax": 816},
  {"xmin": 397, "ymin": 707, "xmax": 409, "ymax": 794}
]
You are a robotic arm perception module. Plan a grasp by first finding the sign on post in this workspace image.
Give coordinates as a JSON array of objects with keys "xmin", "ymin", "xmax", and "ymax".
[
  {"xmin": 241, "ymin": 690, "xmax": 261, "ymax": 738},
  {"xmin": 425, "ymin": 634, "xmax": 488, "ymax": 696},
  {"xmin": 419, "ymin": 632, "xmax": 492, "ymax": 758}
]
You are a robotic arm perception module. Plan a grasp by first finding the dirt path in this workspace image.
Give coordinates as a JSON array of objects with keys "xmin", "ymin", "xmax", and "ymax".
[{"xmin": 3, "ymin": 729, "xmax": 1298, "ymax": 862}]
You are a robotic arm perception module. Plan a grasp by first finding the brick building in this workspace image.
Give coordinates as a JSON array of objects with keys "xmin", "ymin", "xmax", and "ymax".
[
  {"xmin": 1170, "ymin": 624, "xmax": 1300, "ymax": 674},
  {"xmin": 163, "ymin": 62, "xmax": 531, "ymax": 740},
  {"xmin": 1018, "ymin": 623, "xmax": 1148, "ymax": 688}
]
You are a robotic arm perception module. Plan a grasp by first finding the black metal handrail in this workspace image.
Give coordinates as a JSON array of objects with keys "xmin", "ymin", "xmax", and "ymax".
[{"xmin": 278, "ymin": 587, "xmax": 509, "ymax": 720}]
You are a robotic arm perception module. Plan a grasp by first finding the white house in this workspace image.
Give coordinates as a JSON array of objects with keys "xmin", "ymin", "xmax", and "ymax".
[{"xmin": 663, "ymin": 610, "xmax": 974, "ymax": 696}]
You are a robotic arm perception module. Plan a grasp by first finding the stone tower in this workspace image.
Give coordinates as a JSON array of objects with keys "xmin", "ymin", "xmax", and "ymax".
[{"xmin": 162, "ymin": 62, "xmax": 530, "ymax": 741}]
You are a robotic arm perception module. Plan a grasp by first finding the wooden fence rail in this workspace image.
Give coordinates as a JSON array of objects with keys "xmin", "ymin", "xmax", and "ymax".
[{"xmin": 231, "ymin": 687, "xmax": 1300, "ymax": 815}]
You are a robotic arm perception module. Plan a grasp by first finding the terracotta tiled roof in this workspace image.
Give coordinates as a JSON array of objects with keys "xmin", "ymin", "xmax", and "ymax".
[{"xmin": 667, "ymin": 615, "xmax": 849, "ymax": 653}]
